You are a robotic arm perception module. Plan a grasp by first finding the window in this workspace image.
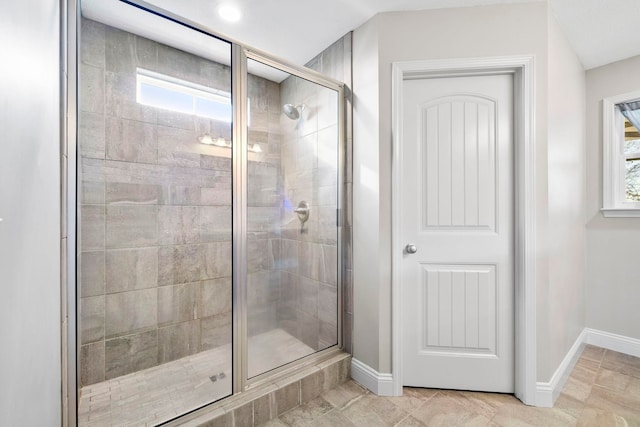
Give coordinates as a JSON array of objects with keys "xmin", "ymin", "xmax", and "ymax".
[
  {"xmin": 136, "ymin": 68, "xmax": 232, "ymax": 122},
  {"xmin": 602, "ymin": 90, "xmax": 640, "ymax": 217},
  {"xmin": 624, "ymin": 118, "xmax": 640, "ymax": 201}
]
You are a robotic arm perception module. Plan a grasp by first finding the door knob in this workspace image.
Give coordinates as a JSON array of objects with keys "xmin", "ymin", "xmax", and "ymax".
[{"xmin": 405, "ymin": 244, "xmax": 418, "ymax": 254}]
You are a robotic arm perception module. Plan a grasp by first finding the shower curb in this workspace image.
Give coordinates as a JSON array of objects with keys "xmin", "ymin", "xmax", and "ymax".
[{"xmin": 164, "ymin": 351, "xmax": 351, "ymax": 426}]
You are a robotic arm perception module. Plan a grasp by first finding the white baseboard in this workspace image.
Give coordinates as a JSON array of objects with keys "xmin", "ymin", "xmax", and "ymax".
[
  {"xmin": 584, "ymin": 328, "xmax": 640, "ymax": 358},
  {"xmin": 535, "ymin": 329, "xmax": 587, "ymax": 408},
  {"xmin": 535, "ymin": 327, "xmax": 640, "ymax": 407},
  {"xmin": 354, "ymin": 328, "xmax": 639, "ymax": 404},
  {"xmin": 350, "ymin": 358, "xmax": 395, "ymax": 396}
]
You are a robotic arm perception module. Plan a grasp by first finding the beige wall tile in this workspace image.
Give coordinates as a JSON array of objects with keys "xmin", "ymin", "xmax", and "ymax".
[
  {"xmin": 80, "ymin": 342, "xmax": 105, "ymax": 386},
  {"xmin": 105, "ymin": 71, "xmax": 156, "ymax": 123},
  {"xmin": 80, "ymin": 18, "xmax": 105, "ymax": 68},
  {"xmin": 104, "ymin": 330, "xmax": 158, "ymax": 379},
  {"xmin": 105, "ymin": 117, "xmax": 158, "ymax": 164},
  {"xmin": 105, "ymin": 288, "xmax": 157, "ymax": 337},
  {"xmin": 301, "ymin": 371, "xmax": 324, "ymax": 403},
  {"xmin": 80, "ymin": 296, "xmax": 105, "ymax": 344},
  {"xmin": 200, "ymin": 311, "xmax": 232, "ymax": 350},
  {"xmin": 105, "ymin": 247, "xmax": 158, "ymax": 293},
  {"xmin": 82, "ymin": 180, "xmax": 106, "ymax": 205},
  {"xmin": 200, "ymin": 186, "xmax": 232, "ymax": 206},
  {"xmin": 254, "ymin": 393, "xmax": 275, "ymax": 425},
  {"xmin": 275, "ymin": 381, "xmax": 301, "ymax": 416},
  {"xmin": 158, "ymin": 320, "xmax": 200, "ymax": 363},
  {"xmin": 200, "ymin": 277, "xmax": 232, "ymax": 318},
  {"xmin": 105, "ymin": 26, "xmax": 157, "ymax": 74},
  {"xmin": 81, "ymin": 251, "xmax": 105, "ymax": 297},
  {"xmin": 79, "ymin": 64, "xmax": 104, "ymax": 114},
  {"xmin": 203, "ymin": 241, "xmax": 232, "ymax": 280},
  {"xmin": 167, "ymin": 185, "xmax": 201, "ymax": 206},
  {"xmin": 81, "ymin": 205, "xmax": 105, "ymax": 251},
  {"xmin": 248, "ymin": 239, "xmax": 270, "ymax": 273},
  {"xmin": 106, "ymin": 205, "xmax": 158, "ymax": 248},
  {"xmin": 158, "ymin": 206, "xmax": 199, "ymax": 245},
  {"xmin": 201, "ymin": 154, "xmax": 232, "ymax": 172},
  {"xmin": 158, "ymin": 282, "xmax": 199, "ymax": 326},
  {"xmin": 299, "ymin": 242, "xmax": 325, "ymax": 282},
  {"xmin": 200, "ymin": 206, "xmax": 232, "ymax": 242},
  {"xmin": 233, "ymin": 402, "xmax": 253, "ymax": 427},
  {"xmin": 79, "ymin": 112, "xmax": 106, "ymax": 159},
  {"xmin": 106, "ymin": 182, "xmax": 162, "ymax": 205},
  {"xmin": 298, "ymin": 277, "xmax": 318, "ymax": 316},
  {"xmin": 158, "ymin": 244, "xmax": 202, "ymax": 285}
]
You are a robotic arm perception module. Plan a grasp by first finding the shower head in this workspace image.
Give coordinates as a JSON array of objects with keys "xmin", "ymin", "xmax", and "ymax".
[{"xmin": 283, "ymin": 103, "xmax": 305, "ymax": 120}]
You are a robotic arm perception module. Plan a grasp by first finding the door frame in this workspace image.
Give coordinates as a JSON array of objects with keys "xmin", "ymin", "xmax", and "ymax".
[{"xmin": 391, "ymin": 56, "xmax": 536, "ymax": 405}]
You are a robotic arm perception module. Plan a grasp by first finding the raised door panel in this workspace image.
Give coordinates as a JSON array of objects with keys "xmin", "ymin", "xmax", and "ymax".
[
  {"xmin": 421, "ymin": 96, "xmax": 497, "ymax": 231},
  {"xmin": 420, "ymin": 264, "xmax": 497, "ymax": 356}
]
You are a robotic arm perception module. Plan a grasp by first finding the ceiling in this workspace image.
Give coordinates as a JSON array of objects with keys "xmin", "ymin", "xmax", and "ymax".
[
  {"xmin": 90, "ymin": 0, "xmax": 640, "ymax": 73},
  {"xmin": 549, "ymin": 0, "xmax": 640, "ymax": 70}
]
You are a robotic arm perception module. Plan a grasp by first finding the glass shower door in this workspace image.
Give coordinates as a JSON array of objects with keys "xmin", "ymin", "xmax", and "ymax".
[
  {"xmin": 77, "ymin": 2, "xmax": 233, "ymax": 424},
  {"xmin": 246, "ymin": 58, "xmax": 341, "ymax": 378},
  {"xmin": 76, "ymin": 1, "xmax": 344, "ymax": 423}
]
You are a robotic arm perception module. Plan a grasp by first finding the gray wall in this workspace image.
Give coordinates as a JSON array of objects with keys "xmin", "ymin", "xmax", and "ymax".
[
  {"xmin": 353, "ymin": 2, "xmax": 550, "ymax": 376},
  {"xmin": 585, "ymin": 54, "xmax": 640, "ymax": 341},
  {"xmin": 0, "ymin": 1, "xmax": 62, "ymax": 425},
  {"xmin": 351, "ymin": 15, "xmax": 382, "ymax": 370},
  {"xmin": 541, "ymin": 11, "xmax": 587, "ymax": 381},
  {"xmin": 352, "ymin": 2, "xmax": 588, "ymax": 384}
]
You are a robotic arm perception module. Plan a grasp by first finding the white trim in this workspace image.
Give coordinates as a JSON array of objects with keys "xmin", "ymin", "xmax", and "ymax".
[
  {"xmin": 601, "ymin": 208, "xmax": 640, "ymax": 218},
  {"xmin": 602, "ymin": 90, "xmax": 640, "ymax": 216},
  {"xmin": 584, "ymin": 328, "xmax": 640, "ymax": 357},
  {"xmin": 391, "ymin": 56, "xmax": 537, "ymax": 404},
  {"xmin": 535, "ymin": 329, "xmax": 586, "ymax": 408},
  {"xmin": 534, "ymin": 328, "xmax": 640, "ymax": 408},
  {"xmin": 350, "ymin": 358, "xmax": 395, "ymax": 397}
]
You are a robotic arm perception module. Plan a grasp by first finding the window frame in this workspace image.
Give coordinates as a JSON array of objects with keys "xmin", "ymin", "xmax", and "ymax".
[{"xmin": 602, "ymin": 90, "xmax": 640, "ymax": 217}]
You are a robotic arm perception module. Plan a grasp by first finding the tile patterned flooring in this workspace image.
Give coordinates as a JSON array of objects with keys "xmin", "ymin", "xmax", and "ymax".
[
  {"xmin": 263, "ymin": 345, "xmax": 640, "ymax": 426},
  {"xmin": 79, "ymin": 329, "xmax": 314, "ymax": 426}
]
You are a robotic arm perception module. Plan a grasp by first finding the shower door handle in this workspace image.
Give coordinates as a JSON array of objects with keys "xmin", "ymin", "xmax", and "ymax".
[{"xmin": 293, "ymin": 207, "xmax": 309, "ymax": 214}]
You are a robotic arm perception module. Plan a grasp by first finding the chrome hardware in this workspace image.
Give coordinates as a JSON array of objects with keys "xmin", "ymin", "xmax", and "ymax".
[
  {"xmin": 294, "ymin": 201, "xmax": 310, "ymax": 223},
  {"xmin": 293, "ymin": 206, "xmax": 309, "ymax": 214},
  {"xmin": 405, "ymin": 243, "xmax": 418, "ymax": 254}
]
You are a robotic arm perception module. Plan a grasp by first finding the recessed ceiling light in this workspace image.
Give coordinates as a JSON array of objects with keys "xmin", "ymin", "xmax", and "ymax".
[{"xmin": 218, "ymin": 4, "xmax": 242, "ymax": 23}]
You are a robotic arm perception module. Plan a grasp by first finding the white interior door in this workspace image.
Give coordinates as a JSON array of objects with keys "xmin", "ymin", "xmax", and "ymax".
[{"xmin": 401, "ymin": 73, "xmax": 514, "ymax": 393}]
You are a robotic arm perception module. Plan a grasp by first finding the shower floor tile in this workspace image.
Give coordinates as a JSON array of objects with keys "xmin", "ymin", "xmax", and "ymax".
[{"xmin": 78, "ymin": 328, "xmax": 314, "ymax": 427}]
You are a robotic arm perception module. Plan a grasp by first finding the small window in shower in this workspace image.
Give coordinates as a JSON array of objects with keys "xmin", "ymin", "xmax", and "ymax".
[{"xmin": 136, "ymin": 68, "xmax": 232, "ymax": 121}]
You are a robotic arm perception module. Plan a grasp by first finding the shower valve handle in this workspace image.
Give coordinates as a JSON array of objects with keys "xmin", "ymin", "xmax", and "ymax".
[{"xmin": 294, "ymin": 201, "xmax": 310, "ymax": 224}]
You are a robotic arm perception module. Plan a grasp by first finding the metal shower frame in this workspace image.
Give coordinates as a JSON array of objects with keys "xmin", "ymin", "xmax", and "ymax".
[{"xmin": 63, "ymin": 0, "xmax": 346, "ymax": 424}]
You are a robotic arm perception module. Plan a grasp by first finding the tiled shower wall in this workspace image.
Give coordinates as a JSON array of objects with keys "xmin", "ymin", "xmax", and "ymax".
[
  {"xmin": 276, "ymin": 34, "xmax": 353, "ymax": 352},
  {"xmin": 78, "ymin": 18, "xmax": 282, "ymax": 386}
]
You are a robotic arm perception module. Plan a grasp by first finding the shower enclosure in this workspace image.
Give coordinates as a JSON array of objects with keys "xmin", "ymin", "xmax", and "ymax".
[{"xmin": 73, "ymin": 1, "xmax": 344, "ymax": 425}]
